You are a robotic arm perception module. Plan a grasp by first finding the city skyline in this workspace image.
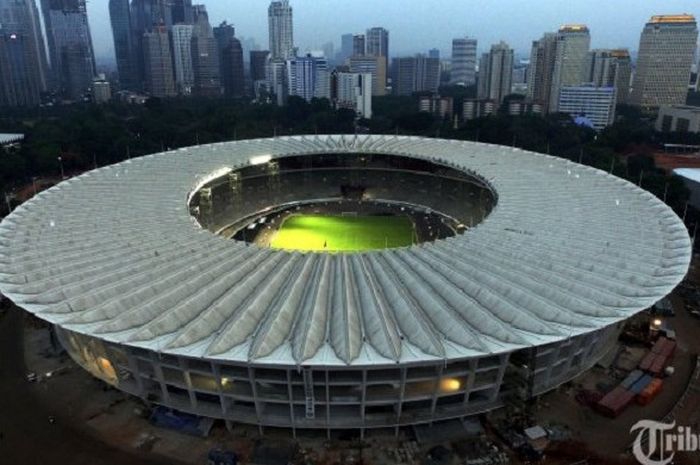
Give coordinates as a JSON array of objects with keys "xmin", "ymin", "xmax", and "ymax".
[{"xmin": 84, "ymin": 0, "xmax": 700, "ymax": 64}]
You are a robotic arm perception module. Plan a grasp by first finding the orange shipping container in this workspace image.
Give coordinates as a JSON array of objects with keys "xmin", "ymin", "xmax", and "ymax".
[{"xmin": 637, "ymin": 378, "xmax": 663, "ymax": 405}]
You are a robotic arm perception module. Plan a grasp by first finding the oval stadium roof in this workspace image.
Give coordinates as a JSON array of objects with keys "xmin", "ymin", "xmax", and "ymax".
[{"xmin": 0, "ymin": 135, "xmax": 691, "ymax": 367}]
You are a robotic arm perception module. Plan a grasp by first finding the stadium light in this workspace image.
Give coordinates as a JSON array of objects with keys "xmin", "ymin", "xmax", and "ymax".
[{"xmin": 250, "ymin": 155, "xmax": 272, "ymax": 165}]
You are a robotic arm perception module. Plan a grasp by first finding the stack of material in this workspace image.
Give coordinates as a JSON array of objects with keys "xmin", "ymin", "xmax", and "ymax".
[
  {"xmin": 637, "ymin": 378, "xmax": 663, "ymax": 405},
  {"xmin": 595, "ymin": 386, "xmax": 636, "ymax": 418}
]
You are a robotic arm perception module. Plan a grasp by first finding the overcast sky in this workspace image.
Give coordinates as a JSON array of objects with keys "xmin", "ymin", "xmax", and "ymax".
[{"xmin": 86, "ymin": 0, "xmax": 700, "ymax": 61}]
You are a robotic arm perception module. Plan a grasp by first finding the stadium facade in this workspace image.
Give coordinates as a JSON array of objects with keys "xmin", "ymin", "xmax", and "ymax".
[{"xmin": 0, "ymin": 135, "xmax": 690, "ymax": 436}]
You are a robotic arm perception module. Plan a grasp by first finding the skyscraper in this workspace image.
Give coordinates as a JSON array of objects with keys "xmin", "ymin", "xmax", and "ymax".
[
  {"xmin": 190, "ymin": 5, "xmax": 221, "ymax": 96},
  {"xmin": 631, "ymin": 14, "xmax": 698, "ymax": 109},
  {"xmin": 287, "ymin": 53, "xmax": 330, "ymax": 101},
  {"xmin": 450, "ymin": 37, "xmax": 477, "ymax": 86},
  {"xmin": 214, "ymin": 21, "xmax": 245, "ymax": 98},
  {"xmin": 349, "ymin": 55, "xmax": 386, "ymax": 96},
  {"xmin": 143, "ymin": 25, "xmax": 175, "ymax": 97},
  {"xmin": 528, "ymin": 25, "xmax": 590, "ymax": 113},
  {"xmin": 41, "ymin": 0, "xmax": 96, "ymax": 99},
  {"xmin": 366, "ymin": 27, "xmax": 388, "ymax": 58},
  {"xmin": 338, "ymin": 33, "xmax": 353, "ymax": 63},
  {"xmin": 335, "ymin": 72, "xmax": 372, "ymax": 118},
  {"xmin": 548, "ymin": 25, "xmax": 590, "ymax": 112},
  {"xmin": 587, "ymin": 49, "xmax": 632, "ymax": 104},
  {"xmin": 250, "ymin": 50, "xmax": 270, "ymax": 82},
  {"xmin": 477, "ymin": 41, "xmax": 514, "ymax": 104},
  {"xmin": 0, "ymin": 0, "xmax": 47, "ymax": 106},
  {"xmin": 109, "ymin": 0, "xmax": 139, "ymax": 90},
  {"xmin": 171, "ymin": 0, "xmax": 193, "ymax": 25},
  {"xmin": 352, "ymin": 34, "xmax": 365, "ymax": 56},
  {"xmin": 392, "ymin": 55, "xmax": 440, "ymax": 96},
  {"xmin": 268, "ymin": 0, "xmax": 293, "ymax": 60},
  {"xmin": 558, "ymin": 85, "xmax": 616, "ymax": 130},
  {"xmin": 428, "ymin": 48, "xmax": 440, "ymax": 60},
  {"xmin": 366, "ymin": 27, "xmax": 388, "ymax": 89},
  {"xmin": 171, "ymin": 24, "xmax": 194, "ymax": 94},
  {"xmin": 130, "ymin": 0, "xmax": 173, "ymax": 87}
]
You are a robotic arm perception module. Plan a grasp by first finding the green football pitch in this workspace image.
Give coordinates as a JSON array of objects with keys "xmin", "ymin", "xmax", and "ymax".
[{"xmin": 270, "ymin": 215, "xmax": 416, "ymax": 252}]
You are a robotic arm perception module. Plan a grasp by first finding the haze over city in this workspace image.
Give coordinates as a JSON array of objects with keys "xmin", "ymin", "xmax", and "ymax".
[{"xmin": 85, "ymin": 0, "xmax": 700, "ymax": 62}]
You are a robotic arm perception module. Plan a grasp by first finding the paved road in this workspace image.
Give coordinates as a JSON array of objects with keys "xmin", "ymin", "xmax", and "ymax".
[{"xmin": 0, "ymin": 306, "xmax": 180, "ymax": 465}]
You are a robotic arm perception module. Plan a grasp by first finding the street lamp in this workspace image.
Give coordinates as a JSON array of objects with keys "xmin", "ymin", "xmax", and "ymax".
[
  {"xmin": 32, "ymin": 176, "xmax": 38, "ymax": 195},
  {"xmin": 57, "ymin": 156, "xmax": 65, "ymax": 179}
]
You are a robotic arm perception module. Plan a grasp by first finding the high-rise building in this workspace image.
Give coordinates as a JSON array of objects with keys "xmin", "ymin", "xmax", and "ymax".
[
  {"xmin": 366, "ymin": 27, "xmax": 388, "ymax": 88},
  {"xmin": 338, "ymin": 33, "xmax": 353, "ymax": 63},
  {"xmin": 558, "ymin": 85, "xmax": 616, "ymax": 130},
  {"xmin": 250, "ymin": 50, "xmax": 270, "ymax": 82},
  {"xmin": 528, "ymin": 25, "xmax": 591, "ymax": 113},
  {"xmin": 631, "ymin": 14, "xmax": 698, "ymax": 109},
  {"xmin": 268, "ymin": 0, "xmax": 293, "ymax": 60},
  {"xmin": 171, "ymin": 0, "xmax": 193, "ymax": 25},
  {"xmin": 266, "ymin": 58, "xmax": 287, "ymax": 105},
  {"xmin": 366, "ymin": 27, "xmax": 388, "ymax": 57},
  {"xmin": 526, "ymin": 32, "xmax": 557, "ymax": 108},
  {"xmin": 287, "ymin": 53, "xmax": 330, "ymax": 101},
  {"xmin": 109, "ymin": 0, "xmax": 139, "ymax": 90},
  {"xmin": 214, "ymin": 22, "xmax": 245, "ymax": 98},
  {"xmin": 428, "ymin": 48, "xmax": 440, "ymax": 60},
  {"xmin": 143, "ymin": 25, "xmax": 175, "ymax": 97},
  {"xmin": 348, "ymin": 55, "xmax": 386, "ymax": 96},
  {"xmin": 352, "ymin": 34, "xmax": 365, "ymax": 56},
  {"xmin": 0, "ymin": 0, "xmax": 47, "ymax": 106},
  {"xmin": 92, "ymin": 74, "xmax": 112, "ymax": 103},
  {"xmin": 250, "ymin": 50, "xmax": 270, "ymax": 99},
  {"xmin": 450, "ymin": 37, "xmax": 477, "ymax": 86},
  {"xmin": 586, "ymin": 49, "xmax": 632, "ymax": 104},
  {"xmin": 477, "ymin": 41, "xmax": 514, "ymax": 104},
  {"xmin": 171, "ymin": 24, "xmax": 194, "ymax": 94},
  {"xmin": 335, "ymin": 72, "xmax": 372, "ymax": 118},
  {"xmin": 548, "ymin": 25, "xmax": 590, "ymax": 112},
  {"xmin": 322, "ymin": 41, "xmax": 334, "ymax": 64},
  {"xmin": 392, "ymin": 55, "xmax": 440, "ymax": 96},
  {"xmin": 41, "ymin": 0, "xmax": 96, "ymax": 99},
  {"xmin": 190, "ymin": 5, "xmax": 221, "ymax": 96}
]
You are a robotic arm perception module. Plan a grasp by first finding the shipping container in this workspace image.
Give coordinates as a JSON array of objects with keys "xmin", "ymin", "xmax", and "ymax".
[
  {"xmin": 639, "ymin": 352, "xmax": 656, "ymax": 371},
  {"xmin": 621, "ymin": 370, "xmax": 644, "ymax": 389},
  {"xmin": 637, "ymin": 378, "xmax": 663, "ymax": 405},
  {"xmin": 596, "ymin": 386, "xmax": 635, "ymax": 418},
  {"xmin": 630, "ymin": 374, "xmax": 653, "ymax": 394}
]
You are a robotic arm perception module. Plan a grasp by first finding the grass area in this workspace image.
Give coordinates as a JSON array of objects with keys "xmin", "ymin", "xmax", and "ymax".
[{"xmin": 270, "ymin": 214, "xmax": 416, "ymax": 252}]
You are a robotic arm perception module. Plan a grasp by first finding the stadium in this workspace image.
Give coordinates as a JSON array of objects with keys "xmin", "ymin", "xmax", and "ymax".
[{"xmin": 0, "ymin": 135, "xmax": 691, "ymax": 437}]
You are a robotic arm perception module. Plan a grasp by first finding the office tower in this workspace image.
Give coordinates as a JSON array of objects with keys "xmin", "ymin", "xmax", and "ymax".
[
  {"xmin": 392, "ymin": 55, "xmax": 440, "ymax": 96},
  {"xmin": 352, "ymin": 34, "xmax": 365, "ymax": 56},
  {"xmin": 477, "ymin": 41, "xmax": 514, "ymax": 104},
  {"xmin": 528, "ymin": 25, "xmax": 590, "ymax": 113},
  {"xmin": 548, "ymin": 25, "xmax": 590, "ymax": 112},
  {"xmin": 366, "ymin": 27, "xmax": 388, "ymax": 88},
  {"xmin": 428, "ymin": 48, "xmax": 440, "ymax": 59},
  {"xmin": 109, "ymin": 0, "xmax": 139, "ymax": 90},
  {"xmin": 335, "ymin": 72, "xmax": 372, "ymax": 118},
  {"xmin": 143, "ymin": 25, "xmax": 175, "ymax": 97},
  {"xmin": 339, "ymin": 33, "xmax": 353, "ymax": 62},
  {"xmin": 287, "ymin": 53, "xmax": 330, "ymax": 101},
  {"xmin": 131, "ymin": 0, "xmax": 171, "ymax": 31},
  {"xmin": 41, "ymin": 0, "xmax": 96, "ymax": 99},
  {"xmin": 631, "ymin": 14, "xmax": 698, "ymax": 108},
  {"xmin": 322, "ymin": 41, "xmax": 334, "ymax": 64},
  {"xmin": 587, "ymin": 49, "xmax": 632, "ymax": 104},
  {"xmin": 171, "ymin": 0, "xmax": 193, "ymax": 25},
  {"xmin": 191, "ymin": 6, "xmax": 221, "ymax": 96},
  {"xmin": 558, "ymin": 85, "xmax": 616, "ymax": 130},
  {"xmin": 268, "ymin": 0, "xmax": 293, "ymax": 60},
  {"xmin": 366, "ymin": 27, "xmax": 388, "ymax": 57},
  {"xmin": 171, "ymin": 24, "xmax": 194, "ymax": 94},
  {"xmin": 214, "ymin": 22, "xmax": 245, "ymax": 97},
  {"xmin": 250, "ymin": 50, "xmax": 269, "ymax": 99},
  {"xmin": 450, "ymin": 37, "xmax": 477, "ymax": 86},
  {"xmin": 266, "ymin": 58, "xmax": 287, "ymax": 105},
  {"xmin": 0, "ymin": 0, "xmax": 47, "ymax": 105},
  {"xmin": 349, "ymin": 55, "xmax": 386, "ymax": 96},
  {"xmin": 251, "ymin": 50, "xmax": 270, "ymax": 82}
]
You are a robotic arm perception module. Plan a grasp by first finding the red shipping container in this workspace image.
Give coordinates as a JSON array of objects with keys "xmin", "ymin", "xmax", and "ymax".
[
  {"xmin": 649, "ymin": 355, "xmax": 668, "ymax": 376},
  {"xmin": 651, "ymin": 337, "xmax": 668, "ymax": 355},
  {"xmin": 637, "ymin": 378, "xmax": 663, "ymax": 405},
  {"xmin": 596, "ymin": 387, "xmax": 635, "ymax": 418},
  {"xmin": 639, "ymin": 352, "xmax": 656, "ymax": 371},
  {"xmin": 660, "ymin": 340, "xmax": 676, "ymax": 358}
]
